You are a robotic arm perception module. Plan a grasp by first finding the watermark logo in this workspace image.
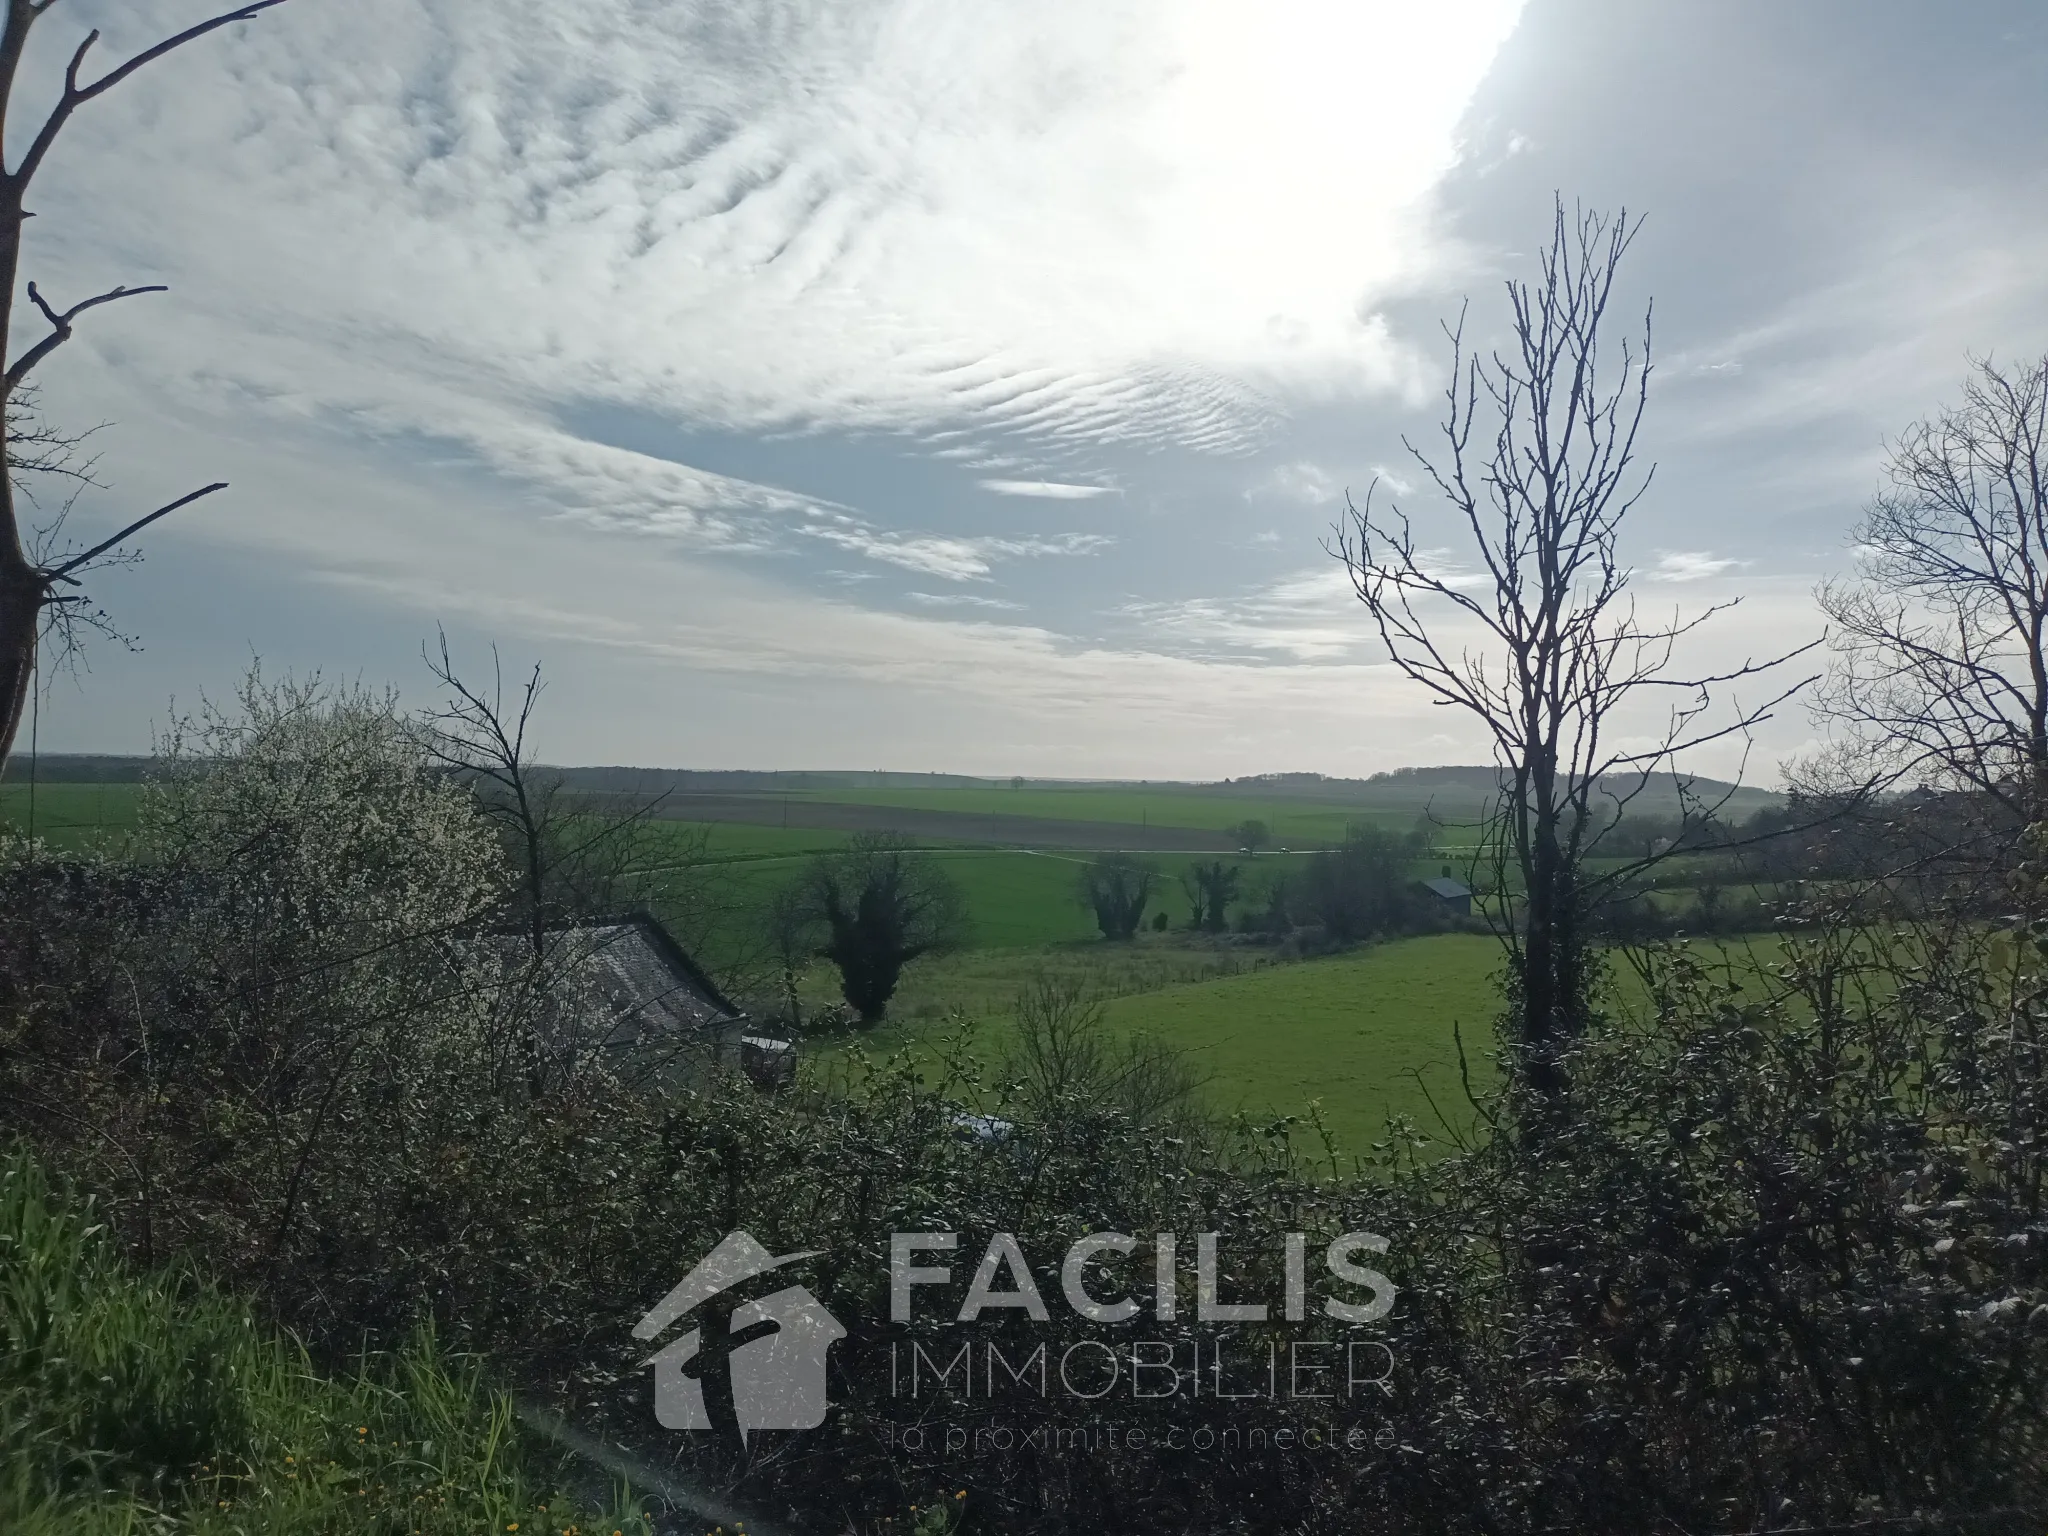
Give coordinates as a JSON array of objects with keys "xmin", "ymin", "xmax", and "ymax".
[
  {"xmin": 635, "ymin": 1229, "xmax": 1398, "ymax": 1455},
  {"xmin": 633, "ymin": 1231, "xmax": 846, "ymax": 1443}
]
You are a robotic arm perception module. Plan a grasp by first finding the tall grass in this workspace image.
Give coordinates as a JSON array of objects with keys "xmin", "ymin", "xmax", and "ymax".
[{"xmin": 0, "ymin": 1149, "xmax": 646, "ymax": 1535}]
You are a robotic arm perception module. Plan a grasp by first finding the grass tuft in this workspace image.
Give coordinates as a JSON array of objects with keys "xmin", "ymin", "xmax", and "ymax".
[{"xmin": 0, "ymin": 1149, "xmax": 645, "ymax": 1535}]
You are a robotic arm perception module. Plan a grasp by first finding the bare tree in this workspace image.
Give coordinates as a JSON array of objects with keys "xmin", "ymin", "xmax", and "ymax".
[
  {"xmin": 0, "ymin": 1, "xmax": 290, "ymax": 770},
  {"xmin": 423, "ymin": 637, "xmax": 743, "ymax": 1095},
  {"xmin": 1005, "ymin": 975, "xmax": 1203, "ymax": 1131},
  {"xmin": 422, "ymin": 633, "xmax": 712, "ymax": 953},
  {"xmin": 1336, "ymin": 200, "xmax": 1811, "ymax": 1093},
  {"xmin": 1817, "ymin": 354, "xmax": 2048, "ymax": 831}
]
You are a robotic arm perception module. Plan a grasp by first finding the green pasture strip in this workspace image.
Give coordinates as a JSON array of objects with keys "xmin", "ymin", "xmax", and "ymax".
[
  {"xmin": 759, "ymin": 785, "xmax": 1473, "ymax": 844},
  {"xmin": 929, "ymin": 848, "xmax": 1337, "ymax": 948},
  {"xmin": 800, "ymin": 935, "xmax": 1276, "ymax": 1026},
  {"xmin": 712, "ymin": 846, "xmax": 1333, "ymax": 952},
  {"xmin": 808, "ymin": 933, "xmax": 1506, "ymax": 1159},
  {"xmin": 636, "ymin": 819, "xmax": 854, "ymax": 863},
  {"xmin": 0, "ymin": 782, "xmax": 141, "ymax": 851},
  {"xmin": 1102, "ymin": 935, "xmax": 1505, "ymax": 1157},
  {"xmin": 701, "ymin": 848, "xmax": 1106, "ymax": 951},
  {"xmin": 806, "ymin": 931, "xmax": 1814, "ymax": 1161}
]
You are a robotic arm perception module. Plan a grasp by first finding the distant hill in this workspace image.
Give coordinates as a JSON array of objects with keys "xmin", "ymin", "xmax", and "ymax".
[
  {"xmin": 4, "ymin": 754, "xmax": 1784, "ymax": 818},
  {"xmin": 550, "ymin": 767, "xmax": 1054, "ymax": 796},
  {"xmin": 0, "ymin": 753, "xmax": 158, "ymax": 784},
  {"xmin": 1211, "ymin": 766, "xmax": 1781, "ymax": 818}
]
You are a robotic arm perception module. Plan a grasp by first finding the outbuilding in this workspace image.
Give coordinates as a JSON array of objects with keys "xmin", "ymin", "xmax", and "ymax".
[
  {"xmin": 493, "ymin": 911, "xmax": 789, "ymax": 1087},
  {"xmin": 1419, "ymin": 875, "xmax": 1474, "ymax": 917}
]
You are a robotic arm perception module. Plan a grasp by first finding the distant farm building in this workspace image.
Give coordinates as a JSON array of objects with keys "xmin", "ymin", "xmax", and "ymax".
[
  {"xmin": 493, "ymin": 912, "xmax": 789, "ymax": 1088},
  {"xmin": 1419, "ymin": 875, "xmax": 1474, "ymax": 917}
]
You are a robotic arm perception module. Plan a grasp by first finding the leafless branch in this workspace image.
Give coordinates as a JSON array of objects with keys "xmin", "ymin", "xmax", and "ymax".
[
  {"xmin": 46, "ymin": 481, "xmax": 225, "ymax": 577},
  {"xmin": 1816, "ymin": 353, "xmax": 2048, "ymax": 828},
  {"xmin": 1332, "ymin": 196, "xmax": 1816, "ymax": 1091},
  {"xmin": 3, "ymin": 280, "xmax": 165, "ymax": 394},
  {"xmin": 0, "ymin": 0, "xmax": 290, "ymax": 771},
  {"xmin": 10, "ymin": 3, "xmax": 289, "ymax": 189}
]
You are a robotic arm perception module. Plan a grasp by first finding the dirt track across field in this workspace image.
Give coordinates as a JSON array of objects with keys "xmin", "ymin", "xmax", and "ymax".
[{"xmin": 643, "ymin": 794, "xmax": 1248, "ymax": 851}]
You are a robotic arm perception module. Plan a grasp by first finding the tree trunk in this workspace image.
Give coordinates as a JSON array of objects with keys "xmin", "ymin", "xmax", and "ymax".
[
  {"xmin": 0, "ymin": 557, "xmax": 36, "ymax": 763},
  {"xmin": 0, "ymin": 138, "xmax": 33, "ymax": 766}
]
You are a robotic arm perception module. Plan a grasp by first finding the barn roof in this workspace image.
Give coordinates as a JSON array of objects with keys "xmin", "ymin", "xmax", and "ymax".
[
  {"xmin": 496, "ymin": 911, "xmax": 745, "ymax": 1056},
  {"xmin": 1421, "ymin": 877, "xmax": 1473, "ymax": 900}
]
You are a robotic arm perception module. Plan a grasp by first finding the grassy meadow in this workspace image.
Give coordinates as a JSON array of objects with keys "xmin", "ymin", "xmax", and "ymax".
[
  {"xmin": 0, "ymin": 782, "xmax": 140, "ymax": 850},
  {"xmin": 1105, "ymin": 934, "xmax": 1503, "ymax": 1151},
  {"xmin": 0, "ymin": 1151, "xmax": 647, "ymax": 1535},
  {"xmin": 768, "ymin": 783, "xmax": 1467, "ymax": 844},
  {"xmin": 12, "ymin": 771, "xmax": 1776, "ymax": 1160},
  {"xmin": 813, "ymin": 933, "xmax": 1506, "ymax": 1157},
  {"xmin": 681, "ymin": 824, "xmax": 1339, "ymax": 949}
]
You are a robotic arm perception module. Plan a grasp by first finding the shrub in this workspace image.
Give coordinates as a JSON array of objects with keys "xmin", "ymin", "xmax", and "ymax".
[
  {"xmin": 1076, "ymin": 851, "xmax": 1159, "ymax": 939},
  {"xmin": 793, "ymin": 832, "xmax": 971, "ymax": 1021}
]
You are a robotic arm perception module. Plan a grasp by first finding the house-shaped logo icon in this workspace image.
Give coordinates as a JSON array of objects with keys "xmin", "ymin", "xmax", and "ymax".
[{"xmin": 633, "ymin": 1231, "xmax": 844, "ymax": 1443}]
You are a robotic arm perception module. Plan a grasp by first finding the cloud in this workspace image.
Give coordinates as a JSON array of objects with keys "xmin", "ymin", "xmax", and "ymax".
[
  {"xmin": 1650, "ymin": 551, "xmax": 1744, "ymax": 583},
  {"xmin": 8, "ymin": 0, "xmax": 1527, "ymax": 681},
  {"xmin": 978, "ymin": 479, "xmax": 1116, "ymax": 499},
  {"xmin": 801, "ymin": 522, "xmax": 1112, "ymax": 581},
  {"xmin": 34, "ymin": 0, "xmax": 1524, "ymax": 456},
  {"xmin": 1120, "ymin": 564, "xmax": 1369, "ymax": 661},
  {"xmin": 906, "ymin": 591, "xmax": 1023, "ymax": 611},
  {"xmin": 1254, "ymin": 461, "xmax": 1341, "ymax": 506},
  {"xmin": 42, "ymin": 0, "xmax": 1991, "ymax": 786}
]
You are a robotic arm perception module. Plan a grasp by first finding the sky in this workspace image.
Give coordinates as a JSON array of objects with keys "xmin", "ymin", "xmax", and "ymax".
[{"xmin": 15, "ymin": 0, "xmax": 2048, "ymax": 778}]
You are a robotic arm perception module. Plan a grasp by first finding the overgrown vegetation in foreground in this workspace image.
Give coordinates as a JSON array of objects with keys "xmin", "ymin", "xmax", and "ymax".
[
  {"xmin": 5, "ymin": 673, "xmax": 2048, "ymax": 1530},
  {"xmin": 0, "ymin": 1151, "xmax": 646, "ymax": 1536}
]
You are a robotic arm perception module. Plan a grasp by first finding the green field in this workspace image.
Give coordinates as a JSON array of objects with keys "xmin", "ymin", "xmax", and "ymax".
[
  {"xmin": 1104, "ymin": 934, "xmax": 1502, "ymax": 1151},
  {"xmin": 645, "ymin": 819, "xmax": 852, "ymax": 863},
  {"xmin": 771, "ymin": 783, "xmax": 1462, "ymax": 844},
  {"xmin": 12, "ymin": 771, "xmax": 1744, "ymax": 1165},
  {"xmin": 690, "ymin": 833, "xmax": 1336, "ymax": 951},
  {"xmin": 0, "ymin": 786, "xmax": 1351, "ymax": 949},
  {"xmin": 0, "ymin": 781, "xmax": 140, "ymax": 848},
  {"xmin": 711, "ymin": 847, "xmax": 1114, "ymax": 949},
  {"xmin": 813, "ymin": 934, "xmax": 1504, "ymax": 1160},
  {"xmin": 924, "ymin": 849, "xmax": 1331, "ymax": 947},
  {"xmin": 760, "ymin": 774, "xmax": 1778, "ymax": 840}
]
